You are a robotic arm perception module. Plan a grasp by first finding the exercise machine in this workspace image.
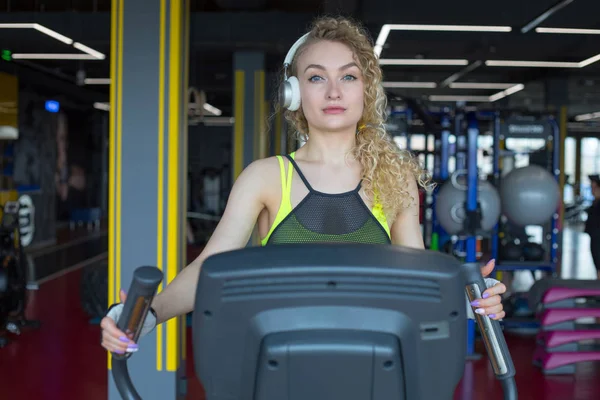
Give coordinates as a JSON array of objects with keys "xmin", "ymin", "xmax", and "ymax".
[
  {"xmin": 111, "ymin": 244, "xmax": 517, "ymax": 399},
  {"xmin": 0, "ymin": 201, "xmax": 40, "ymax": 347}
]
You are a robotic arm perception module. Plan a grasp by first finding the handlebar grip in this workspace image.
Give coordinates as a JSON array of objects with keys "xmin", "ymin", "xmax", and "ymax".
[
  {"xmin": 111, "ymin": 266, "xmax": 163, "ymax": 400},
  {"xmin": 461, "ymin": 262, "xmax": 516, "ymax": 381}
]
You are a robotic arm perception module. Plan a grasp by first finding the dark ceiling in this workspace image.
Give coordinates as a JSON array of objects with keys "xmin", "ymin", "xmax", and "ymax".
[{"xmin": 1, "ymin": 0, "xmax": 600, "ymax": 125}]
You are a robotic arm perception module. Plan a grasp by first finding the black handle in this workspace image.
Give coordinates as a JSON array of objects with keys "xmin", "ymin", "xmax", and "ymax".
[
  {"xmin": 462, "ymin": 262, "xmax": 517, "ymax": 400},
  {"xmin": 111, "ymin": 266, "xmax": 163, "ymax": 400}
]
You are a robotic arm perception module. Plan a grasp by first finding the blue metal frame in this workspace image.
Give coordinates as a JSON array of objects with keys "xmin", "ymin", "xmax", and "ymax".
[
  {"xmin": 465, "ymin": 112, "xmax": 479, "ymax": 356},
  {"xmin": 492, "ymin": 115, "xmax": 560, "ymax": 273}
]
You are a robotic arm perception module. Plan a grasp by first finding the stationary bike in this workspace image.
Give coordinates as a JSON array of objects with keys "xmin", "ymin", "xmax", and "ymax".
[{"xmin": 0, "ymin": 201, "xmax": 40, "ymax": 348}]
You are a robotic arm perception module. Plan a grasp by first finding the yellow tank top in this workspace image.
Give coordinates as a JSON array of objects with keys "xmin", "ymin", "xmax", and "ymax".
[{"xmin": 261, "ymin": 153, "xmax": 391, "ymax": 246}]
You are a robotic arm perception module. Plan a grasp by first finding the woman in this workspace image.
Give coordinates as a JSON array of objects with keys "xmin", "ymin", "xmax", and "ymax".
[
  {"xmin": 101, "ymin": 16, "xmax": 506, "ymax": 355},
  {"xmin": 585, "ymin": 175, "xmax": 600, "ymax": 279}
]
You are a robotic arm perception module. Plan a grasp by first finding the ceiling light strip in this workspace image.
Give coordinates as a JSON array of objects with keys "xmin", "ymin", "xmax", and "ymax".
[
  {"xmin": 386, "ymin": 24, "xmax": 512, "ymax": 32},
  {"xmin": 449, "ymin": 82, "xmax": 517, "ymax": 89},
  {"xmin": 575, "ymin": 111, "xmax": 600, "ymax": 121},
  {"xmin": 11, "ymin": 53, "xmax": 99, "ymax": 60},
  {"xmin": 485, "ymin": 60, "xmax": 580, "ymax": 68},
  {"xmin": 379, "ymin": 59, "xmax": 469, "ymax": 66},
  {"xmin": 0, "ymin": 23, "xmax": 104, "ymax": 60},
  {"xmin": 382, "ymin": 82, "xmax": 438, "ymax": 88},
  {"xmin": 520, "ymin": 0, "xmax": 575, "ymax": 33},
  {"xmin": 536, "ymin": 27, "xmax": 600, "ymax": 34}
]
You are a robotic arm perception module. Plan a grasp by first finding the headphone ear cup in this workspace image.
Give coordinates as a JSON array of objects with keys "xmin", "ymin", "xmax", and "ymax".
[{"xmin": 286, "ymin": 76, "xmax": 301, "ymax": 111}]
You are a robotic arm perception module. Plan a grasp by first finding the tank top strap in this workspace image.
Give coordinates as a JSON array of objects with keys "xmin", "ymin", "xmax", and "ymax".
[
  {"xmin": 276, "ymin": 155, "xmax": 293, "ymax": 210},
  {"xmin": 285, "ymin": 153, "xmax": 314, "ymax": 192}
]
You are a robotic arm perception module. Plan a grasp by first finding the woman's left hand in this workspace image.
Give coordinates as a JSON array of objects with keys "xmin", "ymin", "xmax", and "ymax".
[{"xmin": 471, "ymin": 259, "xmax": 507, "ymax": 320}]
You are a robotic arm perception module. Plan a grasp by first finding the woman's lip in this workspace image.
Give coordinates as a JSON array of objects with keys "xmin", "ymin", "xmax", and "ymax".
[{"xmin": 323, "ymin": 107, "xmax": 346, "ymax": 113}]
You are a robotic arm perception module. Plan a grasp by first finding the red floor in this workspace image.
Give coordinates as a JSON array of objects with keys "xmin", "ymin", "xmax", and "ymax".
[{"xmin": 2, "ymin": 226, "xmax": 600, "ymax": 399}]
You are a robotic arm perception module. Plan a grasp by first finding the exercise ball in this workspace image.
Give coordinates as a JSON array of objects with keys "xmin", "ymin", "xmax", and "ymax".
[
  {"xmin": 500, "ymin": 165, "xmax": 560, "ymax": 227},
  {"xmin": 435, "ymin": 175, "xmax": 501, "ymax": 235}
]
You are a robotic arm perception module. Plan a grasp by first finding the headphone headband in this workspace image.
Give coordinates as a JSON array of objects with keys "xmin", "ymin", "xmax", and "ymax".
[
  {"xmin": 283, "ymin": 32, "xmax": 310, "ymax": 68},
  {"xmin": 281, "ymin": 32, "xmax": 310, "ymax": 111}
]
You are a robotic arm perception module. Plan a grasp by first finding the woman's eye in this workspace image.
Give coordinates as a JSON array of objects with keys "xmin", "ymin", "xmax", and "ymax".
[
  {"xmin": 309, "ymin": 75, "xmax": 324, "ymax": 82},
  {"xmin": 343, "ymin": 74, "xmax": 357, "ymax": 81}
]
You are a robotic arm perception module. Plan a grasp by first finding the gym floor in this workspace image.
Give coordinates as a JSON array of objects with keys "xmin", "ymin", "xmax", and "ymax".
[{"xmin": 1, "ymin": 226, "xmax": 599, "ymax": 399}]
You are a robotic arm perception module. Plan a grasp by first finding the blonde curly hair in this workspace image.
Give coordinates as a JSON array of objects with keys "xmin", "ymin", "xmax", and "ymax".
[{"xmin": 281, "ymin": 16, "xmax": 431, "ymax": 221}]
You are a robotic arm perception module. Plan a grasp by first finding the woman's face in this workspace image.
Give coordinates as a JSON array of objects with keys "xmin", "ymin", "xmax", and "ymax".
[{"xmin": 295, "ymin": 40, "xmax": 364, "ymax": 133}]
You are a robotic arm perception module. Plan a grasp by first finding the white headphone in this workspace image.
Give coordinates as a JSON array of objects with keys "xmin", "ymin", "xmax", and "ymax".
[{"xmin": 280, "ymin": 33, "xmax": 310, "ymax": 111}]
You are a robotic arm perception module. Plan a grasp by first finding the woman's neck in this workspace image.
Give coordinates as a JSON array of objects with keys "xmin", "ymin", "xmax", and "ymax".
[{"xmin": 297, "ymin": 128, "xmax": 357, "ymax": 166}]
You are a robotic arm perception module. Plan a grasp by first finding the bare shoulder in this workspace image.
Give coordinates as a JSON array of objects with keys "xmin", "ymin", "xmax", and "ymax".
[{"xmin": 233, "ymin": 156, "xmax": 285, "ymax": 201}]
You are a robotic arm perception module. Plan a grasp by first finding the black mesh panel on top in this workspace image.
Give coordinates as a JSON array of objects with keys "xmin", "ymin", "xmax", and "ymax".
[{"xmin": 266, "ymin": 190, "xmax": 391, "ymax": 245}]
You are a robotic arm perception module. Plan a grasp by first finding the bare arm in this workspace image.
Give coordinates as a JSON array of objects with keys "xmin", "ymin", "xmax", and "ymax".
[
  {"xmin": 390, "ymin": 178, "xmax": 424, "ymax": 249},
  {"xmin": 152, "ymin": 159, "xmax": 269, "ymax": 324}
]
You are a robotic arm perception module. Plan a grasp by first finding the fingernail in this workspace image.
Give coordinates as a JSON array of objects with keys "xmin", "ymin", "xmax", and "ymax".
[
  {"xmin": 128, "ymin": 344, "xmax": 139, "ymax": 350},
  {"xmin": 470, "ymin": 300, "xmax": 480, "ymax": 307},
  {"xmin": 126, "ymin": 347, "xmax": 139, "ymax": 353},
  {"xmin": 489, "ymin": 314, "xmax": 496, "ymax": 319},
  {"xmin": 114, "ymin": 349, "xmax": 124, "ymax": 354},
  {"xmin": 119, "ymin": 336, "xmax": 129, "ymax": 343},
  {"xmin": 490, "ymin": 259, "xmax": 495, "ymax": 263},
  {"xmin": 475, "ymin": 308, "xmax": 486, "ymax": 315},
  {"xmin": 121, "ymin": 289, "xmax": 127, "ymax": 295},
  {"xmin": 482, "ymin": 293, "xmax": 490, "ymax": 299}
]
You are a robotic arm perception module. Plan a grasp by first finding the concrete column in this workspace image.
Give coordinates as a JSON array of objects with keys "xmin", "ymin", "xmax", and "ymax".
[{"xmin": 108, "ymin": 0, "xmax": 190, "ymax": 398}]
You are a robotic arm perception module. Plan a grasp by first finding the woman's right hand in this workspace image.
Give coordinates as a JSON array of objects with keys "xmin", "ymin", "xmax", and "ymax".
[{"xmin": 100, "ymin": 289, "xmax": 156, "ymax": 354}]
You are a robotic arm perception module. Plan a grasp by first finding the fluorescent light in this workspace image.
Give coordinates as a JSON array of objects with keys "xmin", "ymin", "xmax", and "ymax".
[
  {"xmin": 429, "ymin": 95, "xmax": 490, "ymax": 102},
  {"xmin": 203, "ymin": 103, "xmax": 222, "ymax": 116},
  {"xmin": 33, "ymin": 23, "xmax": 73, "ymax": 45},
  {"xmin": 374, "ymin": 25, "xmax": 392, "ymax": 57},
  {"xmin": 429, "ymin": 83, "xmax": 525, "ymax": 103},
  {"xmin": 379, "ymin": 59, "xmax": 469, "ymax": 66},
  {"xmin": 536, "ymin": 27, "xmax": 600, "ymax": 34},
  {"xmin": 0, "ymin": 23, "xmax": 74, "ymax": 45},
  {"xmin": 439, "ymin": 61, "xmax": 483, "ymax": 87},
  {"xmin": 521, "ymin": 0, "xmax": 575, "ymax": 33},
  {"xmin": 84, "ymin": 78, "xmax": 111, "ymax": 85},
  {"xmin": 0, "ymin": 23, "xmax": 36, "ymax": 28},
  {"xmin": 579, "ymin": 53, "xmax": 600, "ymax": 68},
  {"xmin": 382, "ymin": 81, "xmax": 437, "ymax": 88},
  {"xmin": 73, "ymin": 42, "xmax": 105, "ymax": 60},
  {"xmin": 94, "ymin": 102, "xmax": 110, "ymax": 111},
  {"xmin": 374, "ymin": 23, "xmax": 511, "ymax": 57},
  {"xmin": 203, "ymin": 117, "xmax": 234, "ymax": 126},
  {"xmin": 449, "ymin": 82, "xmax": 517, "ymax": 89},
  {"xmin": 11, "ymin": 53, "xmax": 99, "ymax": 60},
  {"xmin": 485, "ymin": 60, "xmax": 580, "ymax": 68},
  {"xmin": 385, "ymin": 24, "xmax": 512, "ymax": 32},
  {"xmin": 575, "ymin": 111, "xmax": 600, "ymax": 121},
  {"xmin": 0, "ymin": 23, "xmax": 105, "ymax": 60},
  {"xmin": 488, "ymin": 84, "xmax": 525, "ymax": 102}
]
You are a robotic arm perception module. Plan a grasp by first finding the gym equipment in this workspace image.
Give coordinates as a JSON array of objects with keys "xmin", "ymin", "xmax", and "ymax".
[
  {"xmin": 492, "ymin": 115, "xmax": 560, "ymax": 274},
  {"xmin": 111, "ymin": 266, "xmax": 163, "ymax": 400},
  {"xmin": 541, "ymin": 287, "xmax": 600, "ymax": 308},
  {"xmin": 532, "ymin": 279, "xmax": 600, "ymax": 374},
  {"xmin": 280, "ymin": 33, "xmax": 309, "ymax": 111},
  {"xmin": 539, "ymin": 308, "xmax": 600, "ymax": 330},
  {"xmin": 533, "ymin": 350, "xmax": 600, "ymax": 374},
  {"xmin": 501, "ymin": 242, "xmax": 523, "ymax": 261},
  {"xmin": 80, "ymin": 261, "xmax": 108, "ymax": 321},
  {"xmin": 0, "ymin": 201, "xmax": 40, "ymax": 348},
  {"xmin": 499, "ymin": 165, "xmax": 560, "ymax": 227},
  {"xmin": 434, "ymin": 172, "xmax": 501, "ymax": 235},
  {"xmin": 537, "ymin": 330, "xmax": 600, "ymax": 350},
  {"xmin": 521, "ymin": 242, "xmax": 544, "ymax": 261},
  {"xmin": 112, "ymin": 244, "xmax": 517, "ymax": 400},
  {"xmin": 528, "ymin": 278, "xmax": 600, "ymax": 311}
]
